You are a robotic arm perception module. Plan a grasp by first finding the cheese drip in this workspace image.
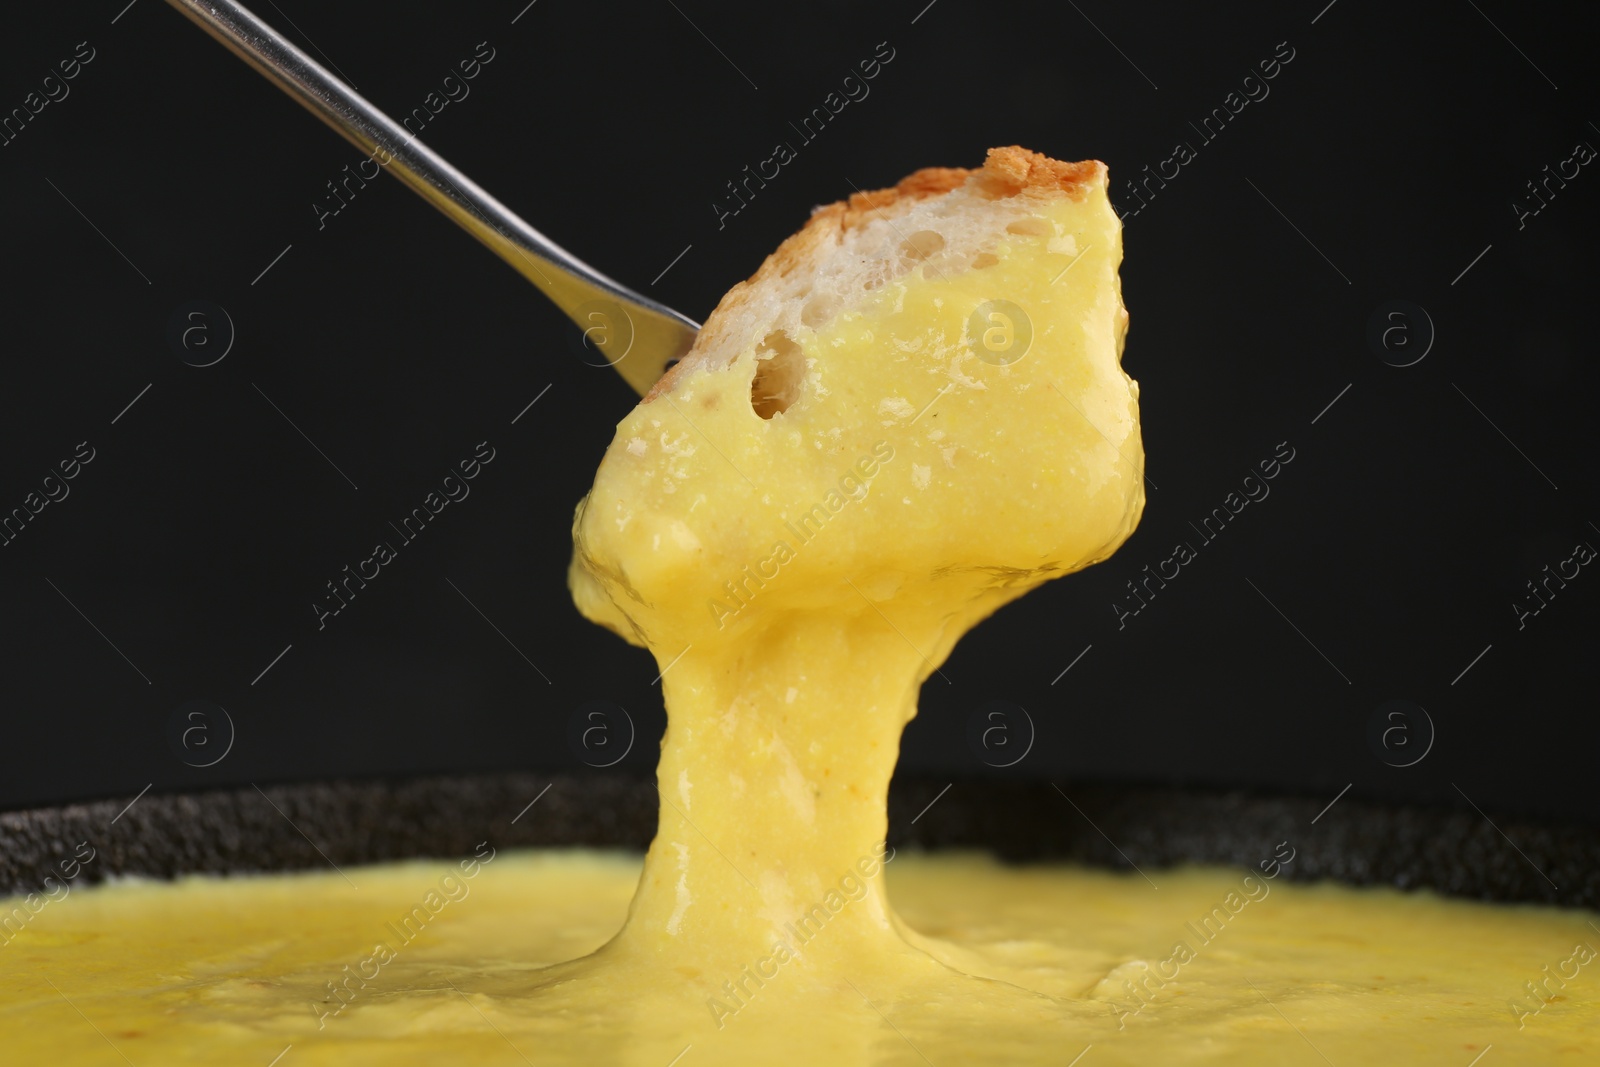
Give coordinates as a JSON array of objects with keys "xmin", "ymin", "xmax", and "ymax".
[{"xmin": 563, "ymin": 164, "xmax": 1142, "ymax": 1029}]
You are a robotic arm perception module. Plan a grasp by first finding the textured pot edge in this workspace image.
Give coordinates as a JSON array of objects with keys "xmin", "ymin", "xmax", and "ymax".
[{"xmin": 1, "ymin": 772, "xmax": 1594, "ymax": 910}]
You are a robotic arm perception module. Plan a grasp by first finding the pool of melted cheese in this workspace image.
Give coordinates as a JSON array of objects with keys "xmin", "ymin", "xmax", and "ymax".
[
  {"xmin": 6, "ymin": 158, "xmax": 1593, "ymax": 1064},
  {"xmin": 1, "ymin": 851, "xmax": 1595, "ymax": 1064}
]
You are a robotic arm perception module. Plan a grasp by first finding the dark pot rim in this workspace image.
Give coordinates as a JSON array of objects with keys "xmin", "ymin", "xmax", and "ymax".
[{"xmin": 3, "ymin": 772, "xmax": 1595, "ymax": 910}]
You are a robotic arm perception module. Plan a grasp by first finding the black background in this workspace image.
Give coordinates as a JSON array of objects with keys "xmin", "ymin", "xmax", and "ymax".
[{"xmin": 0, "ymin": 0, "xmax": 1594, "ymax": 822}]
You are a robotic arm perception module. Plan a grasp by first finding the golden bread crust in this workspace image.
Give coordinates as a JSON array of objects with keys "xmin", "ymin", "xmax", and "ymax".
[{"xmin": 644, "ymin": 147, "xmax": 1105, "ymax": 401}]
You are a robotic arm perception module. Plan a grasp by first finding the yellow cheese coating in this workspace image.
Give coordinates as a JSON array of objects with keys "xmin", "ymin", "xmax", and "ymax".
[
  {"xmin": 2, "ymin": 851, "xmax": 1595, "ymax": 1064},
  {"xmin": 8, "ymin": 163, "xmax": 1592, "ymax": 1064},
  {"xmin": 565, "ymin": 172, "xmax": 1142, "ymax": 1004}
]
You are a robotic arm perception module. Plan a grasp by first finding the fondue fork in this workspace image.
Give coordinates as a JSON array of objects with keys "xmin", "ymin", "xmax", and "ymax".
[{"xmin": 166, "ymin": 0, "xmax": 698, "ymax": 396}]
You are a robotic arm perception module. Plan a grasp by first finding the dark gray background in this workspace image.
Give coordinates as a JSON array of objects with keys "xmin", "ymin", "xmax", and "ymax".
[{"xmin": 0, "ymin": 0, "xmax": 1593, "ymax": 821}]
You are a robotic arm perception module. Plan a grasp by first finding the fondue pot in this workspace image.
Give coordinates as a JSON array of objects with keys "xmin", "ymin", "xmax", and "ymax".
[{"xmin": 5, "ymin": 774, "xmax": 1595, "ymax": 909}]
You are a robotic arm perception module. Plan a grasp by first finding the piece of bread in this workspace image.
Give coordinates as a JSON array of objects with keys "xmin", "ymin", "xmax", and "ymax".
[
  {"xmin": 572, "ymin": 145, "xmax": 1141, "ymax": 656},
  {"xmin": 647, "ymin": 146, "xmax": 1109, "ymax": 406}
]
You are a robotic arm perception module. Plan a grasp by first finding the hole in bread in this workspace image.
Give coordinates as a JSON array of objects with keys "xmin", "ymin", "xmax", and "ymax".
[
  {"xmin": 1005, "ymin": 217, "xmax": 1052, "ymax": 237},
  {"xmin": 971, "ymin": 252, "xmax": 999, "ymax": 270},
  {"xmin": 801, "ymin": 294, "xmax": 840, "ymax": 329},
  {"xmin": 750, "ymin": 331, "xmax": 805, "ymax": 419},
  {"xmin": 899, "ymin": 230, "xmax": 946, "ymax": 262}
]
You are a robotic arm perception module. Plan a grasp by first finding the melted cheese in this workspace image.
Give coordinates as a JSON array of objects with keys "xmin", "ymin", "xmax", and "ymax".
[
  {"xmin": 1, "ymin": 852, "xmax": 1595, "ymax": 1063},
  {"xmin": 5, "ymin": 168, "xmax": 1593, "ymax": 1063},
  {"xmin": 565, "ymin": 176, "xmax": 1142, "ymax": 1008}
]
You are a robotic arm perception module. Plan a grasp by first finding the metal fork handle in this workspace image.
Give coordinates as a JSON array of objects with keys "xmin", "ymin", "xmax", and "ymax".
[{"xmin": 166, "ymin": 0, "xmax": 698, "ymax": 396}]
